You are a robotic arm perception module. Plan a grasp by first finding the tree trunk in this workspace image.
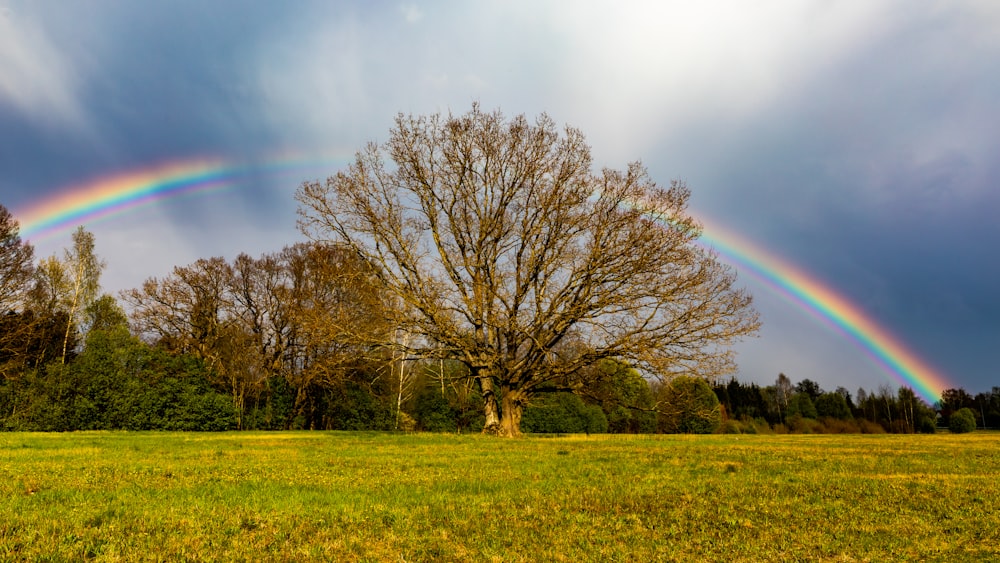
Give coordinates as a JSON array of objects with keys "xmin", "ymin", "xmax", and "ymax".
[
  {"xmin": 499, "ymin": 388, "xmax": 524, "ymax": 437},
  {"xmin": 478, "ymin": 375, "xmax": 502, "ymax": 435}
]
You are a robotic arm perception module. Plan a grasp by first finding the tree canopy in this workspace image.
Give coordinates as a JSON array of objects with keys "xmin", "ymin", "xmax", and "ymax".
[{"xmin": 296, "ymin": 105, "xmax": 759, "ymax": 435}]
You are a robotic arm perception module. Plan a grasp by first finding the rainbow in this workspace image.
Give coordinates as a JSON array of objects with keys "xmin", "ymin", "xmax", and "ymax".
[
  {"xmin": 696, "ymin": 216, "xmax": 948, "ymax": 404},
  {"xmin": 16, "ymin": 153, "xmax": 348, "ymax": 243},
  {"xmin": 13, "ymin": 157, "xmax": 949, "ymax": 403},
  {"xmin": 17, "ymin": 159, "xmax": 235, "ymax": 242}
]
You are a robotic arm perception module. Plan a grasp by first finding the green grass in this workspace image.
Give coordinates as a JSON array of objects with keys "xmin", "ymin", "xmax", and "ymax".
[{"xmin": 1, "ymin": 432, "xmax": 998, "ymax": 561}]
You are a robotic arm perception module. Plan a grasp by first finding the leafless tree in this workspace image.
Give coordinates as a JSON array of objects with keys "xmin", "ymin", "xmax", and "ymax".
[
  {"xmin": 0, "ymin": 204, "xmax": 36, "ymax": 377},
  {"xmin": 297, "ymin": 105, "xmax": 759, "ymax": 436},
  {"xmin": 0, "ymin": 204, "xmax": 34, "ymax": 314},
  {"xmin": 121, "ymin": 244, "xmax": 393, "ymax": 428},
  {"xmin": 281, "ymin": 243, "xmax": 394, "ymax": 425}
]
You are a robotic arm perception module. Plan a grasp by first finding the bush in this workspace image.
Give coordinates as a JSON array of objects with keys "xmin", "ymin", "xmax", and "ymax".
[
  {"xmin": 414, "ymin": 389, "xmax": 458, "ymax": 432},
  {"xmin": 857, "ymin": 419, "xmax": 886, "ymax": 434},
  {"xmin": 522, "ymin": 393, "xmax": 607, "ymax": 434},
  {"xmin": 656, "ymin": 376, "xmax": 722, "ymax": 434},
  {"xmin": 720, "ymin": 420, "xmax": 742, "ymax": 434},
  {"xmin": 820, "ymin": 417, "xmax": 861, "ymax": 434},
  {"xmin": 949, "ymin": 408, "xmax": 977, "ymax": 433},
  {"xmin": 747, "ymin": 417, "xmax": 772, "ymax": 434},
  {"xmin": 787, "ymin": 414, "xmax": 823, "ymax": 434},
  {"xmin": 325, "ymin": 381, "xmax": 393, "ymax": 430},
  {"xmin": 918, "ymin": 417, "xmax": 938, "ymax": 434}
]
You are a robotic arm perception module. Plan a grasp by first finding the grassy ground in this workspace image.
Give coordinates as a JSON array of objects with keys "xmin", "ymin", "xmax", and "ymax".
[{"xmin": 1, "ymin": 432, "xmax": 998, "ymax": 562}]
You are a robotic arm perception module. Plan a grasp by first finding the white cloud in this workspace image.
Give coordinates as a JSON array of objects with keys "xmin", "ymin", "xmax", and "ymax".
[
  {"xmin": 523, "ymin": 1, "xmax": 893, "ymax": 157},
  {"xmin": 246, "ymin": 1, "xmax": 903, "ymax": 164},
  {"xmin": 399, "ymin": 3, "xmax": 423, "ymax": 24},
  {"xmin": 0, "ymin": 6, "xmax": 87, "ymax": 126}
]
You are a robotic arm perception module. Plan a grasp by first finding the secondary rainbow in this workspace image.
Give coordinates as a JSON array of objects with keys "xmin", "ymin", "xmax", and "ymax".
[{"xmin": 15, "ymin": 158, "xmax": 949, "ymax": 403}]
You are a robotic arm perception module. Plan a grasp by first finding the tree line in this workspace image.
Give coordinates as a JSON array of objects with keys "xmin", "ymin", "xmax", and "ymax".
[
  {"xmin": 0, "ymin": 215, "xmax": 704, "ymax": 433},
  {"xmin": 2, "ymin": 211, "xmax": 990, "ymax": 433},
  {"xmin": 712, "ymin": 374, "xmax": 998, "ymax": 434},
  {"xmin": 2, "ymin": 106, "xmax": 990, "ymax": 435},
  {"xmin": 0, "ymin": 208, "xmax": 663, "ymax": 432}
]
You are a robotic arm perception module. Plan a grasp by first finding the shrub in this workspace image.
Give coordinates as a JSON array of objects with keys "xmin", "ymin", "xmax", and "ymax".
[
  {"xmin": 821, "ymin": 417, "xmax": 860, "ymax": 434},
  {"xmin": 857, "ymin": 419, "xmax": 886, "ymax": 434},
  {"xmin": 949, "ymin": 408, "xmax": 977, "ymax": 433},
  {"xmin": 749, "ymin": 417, "xmax": 772, "ymax": 434},
  {"xmin": 414, "ymin": 389, "xmax": 458, "ymax": 432},
  {"xmin": 522, "ymin": 392, "xmax": 608, "ymax": 434},
  {"xmin": 656, "ymin": 376, "xmax": 722, "ymax": 434},
  {"xmin": 918, "ymin": 417, "xmax": 938, "ymax": 434},
  {"xmin": 720, "ymin": 419, "xmax": 742, "ymax": 434},
  {"xmin": 787, "ymin": 414, "xmax": 823, "ymax": 434}
]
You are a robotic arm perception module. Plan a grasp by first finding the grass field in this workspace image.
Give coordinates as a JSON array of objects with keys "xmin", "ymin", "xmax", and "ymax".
[{"xmin": 1, "ymin": 432, "xmax": 998, "ymax": 561}]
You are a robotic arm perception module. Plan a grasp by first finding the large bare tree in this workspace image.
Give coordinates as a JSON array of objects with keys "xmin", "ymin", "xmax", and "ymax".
[{"xmin": 297, "ymin": 105, "xmax": 759, "ymax": 436}]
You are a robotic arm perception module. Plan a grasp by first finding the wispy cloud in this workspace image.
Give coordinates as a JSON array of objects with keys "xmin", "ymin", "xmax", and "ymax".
[{"xmin": 0, "ymin": 6, "xmax": 88, "ymax": 127}]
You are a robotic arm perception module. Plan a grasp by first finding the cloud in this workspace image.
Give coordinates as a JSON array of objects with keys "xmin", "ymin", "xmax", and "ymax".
[
  {"xmin": 248, "ymin": 2, "xmax": 892, "ymax": 160},
  {"xmin": 399, "ymin": 3, "xmax": 423, "ymax": 24},
  {"xmin": 0, "ymin": 6, "xmax": 88, "ymax": 127},
  {"xmin": 510, "ymin": 1, "xmax": 893, "ymax": 158}
]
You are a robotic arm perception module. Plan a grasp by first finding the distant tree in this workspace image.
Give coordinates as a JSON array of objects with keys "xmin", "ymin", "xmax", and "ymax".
[
  {"xmin": 656, "ymin": 375, "xmax": 722, "ymax": 434},
  {"xmin": 795, "ymin": 378, "xmax": 823, "ymax": 401},
  {"xmin": 876, "ymin": 385, "xmax": 896, "ymax": 428},
  {"xmin": 834, "ymin": 386, "xmax": 855, "ymax": 410},
  {"xmin": 815, "ymin": 392, "xmax": 851, "ymax": 420},
  {"xmin": 1, "ymin": 326, "xmax": 236, "ymax": 431},
  {"xmin": 296, "ymin": 105, "xmax": 759, "ymax": 436},
  {"xmin": 281, "ymin": 244, "xmax": 394, "ymax": 399},
  {"xmin": 85, "ymin": 294, "xmax": 128, "ymax": 334},
  {"xmin": 895, "ymin": 387, "xmax": 925, "ymax": 433},
  {"xmin": 982, "ymin": 388, "xmax": 1000, "ymax": 429},
  {"xmin": 774, "ymin": 373, "xmax": 793, "ymax": 422},
  {"xmin": 122, "ymin": 244, "xmax": 396, "ymax": 430},
  {"xmin": 855, "ymin": 387, "xmax": 871, "ymax": 421},
  {"xmin": 786, "ymin": 392, "xmax": 818, "ymax": 419},
  {"xmin": 949, "ymin": 408, "xmax": 976, "ymax": 434},
  {"xmin": 938, "ymin": 388, "xmax": 975, "ymax": 423},
  {"xmin": 714, "ymin": 378, "xmax": 770, "ymax": 423},
  {"xmin": 584, "ymin": 359, "xmax": 656, "ymax": 433},
  {"xmin": 122, "ymin": 257, "xmax": 250, "ymax": 416}
]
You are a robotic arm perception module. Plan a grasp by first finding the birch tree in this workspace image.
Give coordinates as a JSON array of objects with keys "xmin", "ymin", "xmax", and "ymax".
[
  {"xmin": 59, "ymin": 227, "xmax": 105, "ymax": 364},
  {"xmin": 297, "ymin": 105, "xmax": 759, "ymax": 436}
]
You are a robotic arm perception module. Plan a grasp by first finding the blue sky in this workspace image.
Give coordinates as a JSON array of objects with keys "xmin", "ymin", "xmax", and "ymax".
[{"xmin": 2, "ymin": 1, "xmax": 998, "ymax": 397}]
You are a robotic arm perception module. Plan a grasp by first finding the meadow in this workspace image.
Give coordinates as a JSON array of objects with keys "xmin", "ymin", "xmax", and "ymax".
[{"xmin": 1, "ymin": 432, "xmax": 997, "ymax": 562}]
